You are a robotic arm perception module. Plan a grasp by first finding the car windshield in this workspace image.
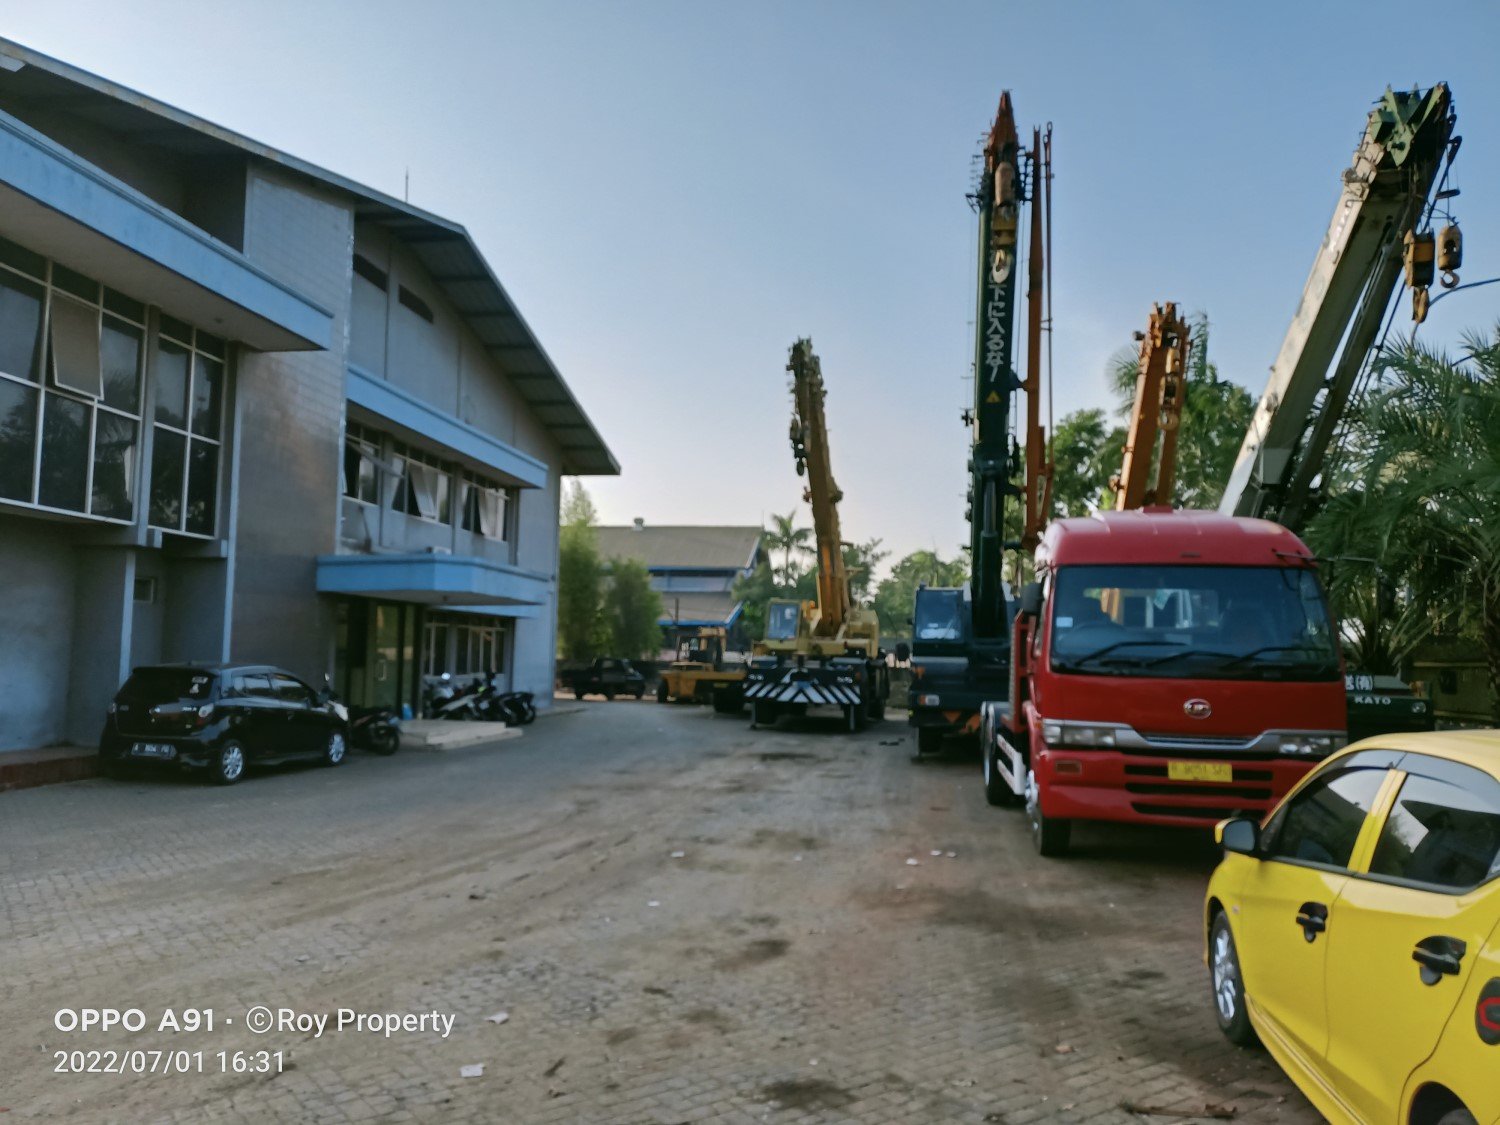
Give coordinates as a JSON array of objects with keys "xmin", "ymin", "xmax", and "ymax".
[
  {"xmin": 913, "ymin": 587, "xmax": 967, "ymax": 643},
  {"xmin": 118, "ymin": 668, "xmax": 218, "ymax": 701},
  {"xmin": 1049, "ymin": 564, "xmax": 1340, "ymax": 681}
]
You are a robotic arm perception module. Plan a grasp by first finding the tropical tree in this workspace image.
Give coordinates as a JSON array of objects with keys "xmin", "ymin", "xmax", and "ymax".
[
  {"xmin": 603, "ymin": 557, "xmax": 663, "ymax": 660},
  {"xmin": 557, "ymin": 480, "xmax": 604, "ymax": 661},
  {"xmin": 764, "ymin": 509, "xmax": 814, "ymax": 584},
  {"xmin": 842, "ymin": 537, "xmax": 889, "ymax": 602},
  {"xmin": 1304, "ymin": 327, "xmax": 1500, "ymax": 716}
]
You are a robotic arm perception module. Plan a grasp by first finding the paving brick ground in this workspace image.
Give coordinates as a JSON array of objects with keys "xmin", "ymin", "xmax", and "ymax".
[{"xmin": 0, "ymin": 705, "xmax": 1319, "ymax": 1124}]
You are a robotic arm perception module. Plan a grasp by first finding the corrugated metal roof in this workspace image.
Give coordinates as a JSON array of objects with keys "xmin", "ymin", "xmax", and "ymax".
[
  {"xmin": 596, "ymin": 525, "xmax": 764, "ymax": 572},
  {"xmin": 655, "ymin": 592, "xmax": 743, "ymax": 627},
  {"xmin": 0, "ymin": 37, "xmax": 618, "ymax": 476}
]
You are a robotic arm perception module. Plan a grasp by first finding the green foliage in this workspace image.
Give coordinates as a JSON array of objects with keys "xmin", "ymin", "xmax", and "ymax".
[
  {"xmin": 557, "ymin": 481, "xmax": 604, "ymax": 662},
  {"xmin": 872, "ymin": 550, "xmax": 969, "ymax": 636},
  {"xmin": 603, "ymin": 556, "xmax": 663, "ymax": 661},
  {"xmin": 765, "ymin": 509, "xmax": 813, "ymax": 584},
  {"xmin": 843, "ymin": 537, "xmax": 889, "ymax": 602},
  {"xmin": 1304, "ymin": 326, "xmax": 1500, "ymax": 716},
  {"xmin": 1048, "ymin": 408, "xmax": 1119, "ymax": 516},
  {"xmin": 732, "ymin": 561, "xmax": 777, "ymax": 642}
]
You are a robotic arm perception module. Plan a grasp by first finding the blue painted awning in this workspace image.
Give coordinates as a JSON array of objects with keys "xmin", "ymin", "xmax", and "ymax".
[
  {"xmin": 0, "ymin": 107, "xmax": 330, "ymax": 352},
  {"xmin": 317, "ymin": 553, "xmax": 550, "ymax": 616},
  {"xmin": 347, "ymin": 365, "xmax": 549, "ymax": 489}
]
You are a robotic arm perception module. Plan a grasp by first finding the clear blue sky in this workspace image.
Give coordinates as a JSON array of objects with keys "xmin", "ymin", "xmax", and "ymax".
[{"xmin": 9, "ymin": 1, "xmax": 1499, "ymax": 567}]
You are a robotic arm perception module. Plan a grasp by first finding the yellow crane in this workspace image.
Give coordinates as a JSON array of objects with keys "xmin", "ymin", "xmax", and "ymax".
[
  {"xmin": 743, "ymin": 339, "xmax": 888, "ymax": 732},
  {"xmin": 1111, "ymin": 302, "xmax": 1192, "ymax": 509}
]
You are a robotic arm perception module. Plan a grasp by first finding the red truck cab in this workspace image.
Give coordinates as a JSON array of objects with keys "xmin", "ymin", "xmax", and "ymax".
[{"xmin": 980, "ymin": 510, "xmax": 1347, "ymax": 855}]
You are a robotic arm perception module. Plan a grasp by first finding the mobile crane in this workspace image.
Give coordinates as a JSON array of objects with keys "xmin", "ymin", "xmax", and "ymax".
[
  {"xmin": 743, "ymin": 340, "xmax": 890, "ymax": 732},
  {"xmin": 909, "ymin": 92, "xmax": 1051, "ymax": 755},
  {"xmin": 976, "ymin": 84, "xmax": 1459, "ymax": 855}
]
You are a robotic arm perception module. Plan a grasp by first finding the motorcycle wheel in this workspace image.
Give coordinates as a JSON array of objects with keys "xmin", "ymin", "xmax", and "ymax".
[{"xmin": 367, "ymin": 725, "xmax": 400, "ymax": 756}]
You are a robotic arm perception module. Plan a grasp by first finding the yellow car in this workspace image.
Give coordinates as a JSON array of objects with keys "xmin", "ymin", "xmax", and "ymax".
[{"xmin": 1204, "ymin": 731, "xmax": 1500, "ymax": 1125}]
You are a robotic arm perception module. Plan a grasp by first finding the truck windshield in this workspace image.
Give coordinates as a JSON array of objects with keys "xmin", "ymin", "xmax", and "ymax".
[
  {"xmin": 913, "ymin": 588, "xmax": 967, "ymax": 643},
  {"xmin": 765, "ymin": 602, "xmax": 801, "ymax": 641},
  {"xmin": 1049, "ymin": 565, "xmax": 1340, "ymax": 681}
]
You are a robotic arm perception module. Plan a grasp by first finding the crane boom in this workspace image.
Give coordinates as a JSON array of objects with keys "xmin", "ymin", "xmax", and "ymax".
[
  {"xmin": 787, "ymin": 338, "xmax": 851, "ymax": 637},
  {"xmin": 1113, "ymin": 303, "xmax": 1191, "ymax": 509},
  {"xmin": 1219, "ymin": 84, "xmax": 1457, "ymax": 526}
]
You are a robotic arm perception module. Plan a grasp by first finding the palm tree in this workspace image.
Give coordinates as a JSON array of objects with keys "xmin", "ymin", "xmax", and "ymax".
[
  {"xmin": 765, "ymin": 509, "xmax": 813, "ymax": 585},
  {"xmin": 1306, "ymin": 326, "xmax": 1500, "ymax": 718}
]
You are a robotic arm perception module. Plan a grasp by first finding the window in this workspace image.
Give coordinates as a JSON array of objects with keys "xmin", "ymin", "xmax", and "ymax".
[
  {"xmin": 230, "ymin": 673, "xmax": 274, "ymax": 699},
  {"xmin": 0, "ymin": 241, "xmax": 144, "ymax": 521},
  {"xmin": 766, "ymin": 602, "xmax": 801, "ymax": 641},
  {"xmin": 424, "ymin": 614, "xmax": 506, "ymax": 680},
  {"xmin": 343, "ymin": 421, "xmax": 381, "ymax": 505},
  {"xmin": 148, "ymin": 323, "xmax": 225, "ymax": 536},
  {"xmin": 353, "ymin": 253, "xmax": 389, "ymax": 291},
  {"xmin": 460, "ymin": 471, "xmax": 510, "ymax": 540},
  {"xmin": 1369, "ymin": 770, "xmax": 1500, "ymax": 890},
  {"xmin": 397, "ymin": 285, "xmax": 433, "ymax": 323},
  {"xmin": 270, "ymin": 674, "xmax": 312, "ymax": 706},
  {"xmin": 391, "ymin": 442, "xmax": 450, "ymax": 523},
  {"xmin": 1263, "ymin": 767, "xmax": 1389, "ymax": 869}
]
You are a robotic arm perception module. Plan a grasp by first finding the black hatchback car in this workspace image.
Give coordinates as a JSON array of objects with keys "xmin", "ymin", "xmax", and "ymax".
[{"xmin": 99, "ymin": 664, "xmax": 349, "ymax": 785}]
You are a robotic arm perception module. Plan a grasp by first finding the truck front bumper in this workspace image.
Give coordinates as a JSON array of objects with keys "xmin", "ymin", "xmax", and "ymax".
[{"xmin": 1034, "ymin": 746, "xmax": 1318, "ymax": 829}]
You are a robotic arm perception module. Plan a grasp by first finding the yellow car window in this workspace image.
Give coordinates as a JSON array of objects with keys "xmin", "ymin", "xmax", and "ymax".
[
  {"xmin": 1262, "ymin": 767, "xmax": 1389, "ymax": 869},
  {"xmin": 1369, "ymin": 771, "xmax": 1500, "ymax": 890}
]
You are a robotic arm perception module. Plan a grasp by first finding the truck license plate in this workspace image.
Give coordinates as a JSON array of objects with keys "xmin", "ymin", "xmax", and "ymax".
[
  {"xmin": 1168, "ymin": 761, "xmax": 1231, "ymax": 783},
  {"xmin": 131, "ymin": 742, "xmax": 177, "ymax": 759}
]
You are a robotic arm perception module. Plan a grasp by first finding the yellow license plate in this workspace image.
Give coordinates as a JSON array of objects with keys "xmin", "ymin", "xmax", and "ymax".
[{"xmin": 1168, "ymin": 761, "xmax": 1232, "ymax": 783}]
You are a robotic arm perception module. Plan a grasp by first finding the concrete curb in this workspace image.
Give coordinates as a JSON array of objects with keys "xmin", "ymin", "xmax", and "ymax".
[{"xmin": 401, "ymin": 721, "xmax": 523, "ymax": 752}]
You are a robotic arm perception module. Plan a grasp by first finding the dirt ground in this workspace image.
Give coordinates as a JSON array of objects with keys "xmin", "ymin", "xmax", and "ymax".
[{"xmin": 0, "ymin": 703, "xmax": 1319, "ymax": 1123}]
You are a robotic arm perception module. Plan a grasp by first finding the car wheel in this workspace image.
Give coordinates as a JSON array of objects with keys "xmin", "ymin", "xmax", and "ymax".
[
  {"xmin": 322, "ymin": 730, "xmax": 347, "ymax": 768},
  {"xmin": 97, "ymin": 751, "xmax": 127, "ymax": 780},
  {"xmin": 983, "ymin": 740, "xmax": 1017, "ymax": 807},
  {"xmin": 1435, "ymin": 1110, "xmax": 1478, "ymax": 1125},
  {"xmin": 916, "ymin": 727, "xmax": 943, "ymax": 756},
  {"xmin": 1025, "ymin": 769, "xmax": 1071, "ymax": 856},
  {"xmin": 1209, "ymin": 912, "xmax": 1258, "ymax": 1046},
  {"xmin": 603, "ymin": 688, "xmax": 616, "ymax": 701},
  {"xmin": 633, "ymin": 687, "xmax": 644, "ymax": 700},
  {"xmin": 656, "ymin": 680, "xmax": 669, "ymax": 703},
  {"xmin": 211, "ymin": 740, "xmax": 246, "ymax": 786}
]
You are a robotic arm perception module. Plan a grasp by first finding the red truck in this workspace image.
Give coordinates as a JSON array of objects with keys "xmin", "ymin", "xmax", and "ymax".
[{"xmin": 980, "ymin": 510, "xmax": 1348, "ymax": 856}]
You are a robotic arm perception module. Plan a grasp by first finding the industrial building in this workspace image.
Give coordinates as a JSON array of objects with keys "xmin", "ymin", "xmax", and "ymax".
[{"xmin": 0, "ymin": 39, "xmax": 616, "ymax": 751}]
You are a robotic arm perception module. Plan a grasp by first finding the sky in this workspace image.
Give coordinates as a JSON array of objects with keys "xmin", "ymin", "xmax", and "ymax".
[{"xmin": 7, "ymin": 1, "xmax": 1499, "ymax": 570}]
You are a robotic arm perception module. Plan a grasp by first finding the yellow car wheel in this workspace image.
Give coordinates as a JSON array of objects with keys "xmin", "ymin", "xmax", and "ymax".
[{"xmin": 1209, "ymin": 912, "xmax": 1257, "ymax": 1047}]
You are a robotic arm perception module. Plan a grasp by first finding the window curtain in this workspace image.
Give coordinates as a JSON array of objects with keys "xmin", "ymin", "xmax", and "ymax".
[
  {"xmin": 478, "ymin": 488, "xmax": 504, "ymax": 539},
  {"xmin": 408, "ymin": 461, "xmax": 441, "ymax": 520}
]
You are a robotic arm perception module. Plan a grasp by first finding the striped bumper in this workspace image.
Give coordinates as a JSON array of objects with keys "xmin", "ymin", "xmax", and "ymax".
[{"xmin": 744, "ymin": 675, "xmax": 861, "ymax": 707}]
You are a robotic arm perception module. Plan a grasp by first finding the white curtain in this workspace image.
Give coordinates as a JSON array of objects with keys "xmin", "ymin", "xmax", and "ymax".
[
  {"xmin": 408, "ymin": 462, "xmax": 441, "ymax": 520},
  {"xmin": 478, "ymin": 487, "xmax": 504, "ymax": 539}
]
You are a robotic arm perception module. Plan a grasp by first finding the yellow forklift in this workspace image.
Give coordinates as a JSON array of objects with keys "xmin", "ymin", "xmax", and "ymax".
[{"xmin": 656, "ymin": 626, "xmax": 746, "ymax": 713}]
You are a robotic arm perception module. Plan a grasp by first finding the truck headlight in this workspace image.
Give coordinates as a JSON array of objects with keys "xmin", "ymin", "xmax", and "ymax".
[
  {"xmin": 1043, "ymin": 721, "xmax": 1119, "ymax": 748},
  {"xmin": 915, "ymin": 694, "xmax": 940, "ymax": 707}
]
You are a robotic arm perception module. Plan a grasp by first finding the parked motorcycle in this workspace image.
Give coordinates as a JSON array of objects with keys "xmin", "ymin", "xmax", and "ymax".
[
  {"xmin": 349, "ymin": 705, "xmax": 401, "ymax": 754},
  {"xmin": 424, "ymin": 672, "xmax": 483, "ymax": 721},
  {"xmin": 491, "ymin": 688, "xmax": 537, "ymax": 726}
]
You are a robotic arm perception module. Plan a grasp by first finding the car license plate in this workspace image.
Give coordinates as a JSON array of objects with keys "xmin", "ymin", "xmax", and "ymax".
[
  {"xmin": 1168, "ymin": 761, "xmax": 1231, "ymax": 783},
  {"xmin": 130, "ymin": 742, "xmax": 177, "ymax": 760}
]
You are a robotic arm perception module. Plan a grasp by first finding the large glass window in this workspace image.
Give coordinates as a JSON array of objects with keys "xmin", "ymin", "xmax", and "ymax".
[
  {"xmin": 1263, "ymin": 767, "xmax": 1388, "ymax": 869},
  {"xmin": 148, "ymin": 323, "xmax": 225, "ymax": 537},
  {"xmin": 391, "ymin": 442, "xmax": 450, "ymax": 524},
  {"xmin": 1369, "ymin": 771, "xmax": 1500, "ymax": 890},
  {"xmin": 343, "ymin": 421, "xmax": 381, "ymax": 505},
  {"xmin": 460, "ymin": 471, "xmax": 510, "ymax": 540},
  {"xmin": 0, "ymin": 240, "xmax": 144, "ymax": 522},
  {"xmin": 1049, "ymin": 564, "xmax": 1340, "ymax": 680}
]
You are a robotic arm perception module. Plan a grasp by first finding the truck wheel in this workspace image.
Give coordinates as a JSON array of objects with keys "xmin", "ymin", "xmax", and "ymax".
[
  {"xmin": 843, "ymin": 704, "xmax": 867, "ymax": 733},
  {"xmin": 1026, "ymin": 769, "xmax": 1071, "ymax": 856},
  {"xmin": 916, "ymin": 727, "xmax": 943, "ymax": 756},
  {"xmin": 751, "ymin": 701, "xmax": 774, "ymax": 728},
  {"xmin": 983, "ymin": 740, "xmax": 1018, "ymax": 807},
  {"xmin": 656, "ymin": 680, "xmax": 669, "ymax": 703}
]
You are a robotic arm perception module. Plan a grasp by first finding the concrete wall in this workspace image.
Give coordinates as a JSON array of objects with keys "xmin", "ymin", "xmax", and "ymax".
[
  {"xmin": 0, "ymin": 519, "xmax": 78, "ymax": 749},
  {"xmin": 230, "ymin": 164, "xmax": 352, "ymax": 685}
]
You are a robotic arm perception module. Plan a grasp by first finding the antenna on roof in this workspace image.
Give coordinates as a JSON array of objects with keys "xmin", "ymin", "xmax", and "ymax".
[{"xmin": 404, "ymin": 168, "xmax": 410, "ymax": 202}]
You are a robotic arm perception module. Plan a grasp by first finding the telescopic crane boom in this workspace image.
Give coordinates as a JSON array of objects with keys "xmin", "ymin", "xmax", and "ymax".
[
  {"xmin": 1111, "ymin": 303, "xmax": 1191, "ymax": 509},
  {"xmin": 788, "ymin": 339, "xmax": 852, "ymax": 638},
  {"xmin": 1219, "ymin": 84, "xmax": 1460, "ymax": 527}
]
